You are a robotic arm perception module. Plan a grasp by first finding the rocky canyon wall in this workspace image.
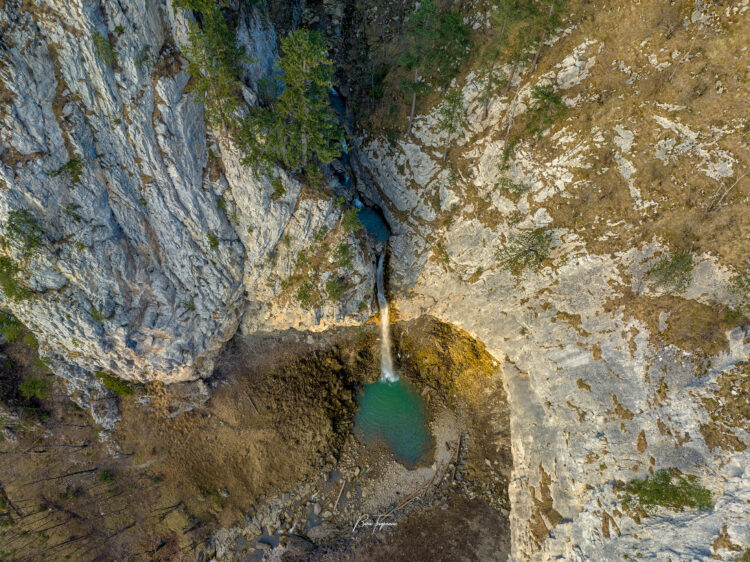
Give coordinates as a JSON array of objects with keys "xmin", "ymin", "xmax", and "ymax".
[
  {"xmin": 0, "ymin": 0, "xmax": 374, "ymax": 408},
  {"xmin": 352, "ymin": 1, "xmax": 750, "ymax": 559}
]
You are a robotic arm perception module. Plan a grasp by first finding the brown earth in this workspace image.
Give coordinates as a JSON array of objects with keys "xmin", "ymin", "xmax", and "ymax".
[{"xmin": 1, "ymin": 317, "xmax": 513, "ymax": 561}]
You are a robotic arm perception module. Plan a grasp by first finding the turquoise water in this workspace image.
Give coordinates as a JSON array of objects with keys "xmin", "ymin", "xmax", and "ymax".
[
  {"xmin": 357, "ymin": 207, "xmax": 391, "ymax": 244},
  {"xmin": 353, "ymin": 378, "xmax": 432, "ymax": 467}
]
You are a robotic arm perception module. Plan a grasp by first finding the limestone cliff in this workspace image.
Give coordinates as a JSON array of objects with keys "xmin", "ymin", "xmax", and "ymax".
[
  {"xmin": 353, "ymin": 1, "xmax": 750, "ymax": 559},
  {"xmin": 2, "ymin": 0, "xmax": 749, "ymax": 560},
  {"xmin": 0, "ymin": 0, "xmax": 375, "ymax": 404}
]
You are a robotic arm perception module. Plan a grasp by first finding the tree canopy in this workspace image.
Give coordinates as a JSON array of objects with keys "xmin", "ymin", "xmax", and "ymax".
[
  {"xmin": 181, "ymin": 3, "xmax": 247, "ymax": 127},
  {"xmin": 239, "ymin": 29, "xmax": 343, "ymax": 172},
  {"xmin": 399, "ymin": 0, "xmax": 471, "ymax": 134}
]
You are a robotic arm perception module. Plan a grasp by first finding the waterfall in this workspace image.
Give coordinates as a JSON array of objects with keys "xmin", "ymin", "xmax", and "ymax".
[{"xmin": 376, "ymin": 252, "xmax": 398, "ymax": 382}]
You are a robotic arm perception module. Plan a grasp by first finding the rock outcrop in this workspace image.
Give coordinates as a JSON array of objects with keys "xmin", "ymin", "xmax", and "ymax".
[
  {"xmin": 352, "ymin": 1, "xmax": 750, "ymax": 559},
  {"xmin": 2, "ymin": 0, "xmax": 749, "ymax": 560},
  {"xmin": 0, "ymin": 0, "xmax": 374, "ymax": 390}
]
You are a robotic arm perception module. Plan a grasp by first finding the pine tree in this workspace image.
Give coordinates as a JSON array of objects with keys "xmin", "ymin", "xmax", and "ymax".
[
  {"xmin": 437, "ymin": 90, "xmax": 466, "ymax": 161},
  {"xmin": 434, "ymin": 9, "xmax": 471, "ymax": 89},
  {"xmin": 399, "ymin": 0, "xmax": 439, "ymax": 136},
  {"xmin": 181, "ymin": 4, "xmax": 247, "ymax": 128},
  {"xmin": 400, "ymin": 1, "xmax": 471, "ymax": 136},
  {"xmin": 239, "ymin": 30, "xmax": 343, "ymax": 172}
]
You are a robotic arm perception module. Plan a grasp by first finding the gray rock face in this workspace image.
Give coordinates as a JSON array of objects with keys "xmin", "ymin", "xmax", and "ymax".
[
  {"xmin": 0, "ymin": 1, "xmax": 374, "ymax": 383},
  {"xmin": 353, "ymin": 21, "xmax": 750, "ymax": 562}
]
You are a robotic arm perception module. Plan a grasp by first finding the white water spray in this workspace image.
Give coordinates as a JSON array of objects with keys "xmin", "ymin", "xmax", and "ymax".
[{"xmin": 376, "ymin": 252, "xmax": 398, "ymax": 382}]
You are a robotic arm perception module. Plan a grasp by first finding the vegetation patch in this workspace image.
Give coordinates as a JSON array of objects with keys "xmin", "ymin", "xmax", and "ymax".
[
  {"xmin": 495, "ymin": 229, "xmax": 551, "ymax": 275},
  {"xmin": 393, "ymin": 316, "xmax": 496, "ymax": 409},
  {"xmin": 5, "ymin": 209, "xmax": 43, "ymax": 255},
  {"xmin": 647, "ymin": 252, "xmax": 694, "ymax": 293},
  {"xmin": 0, "ymin": 311, "xmax": 24, "ymax": 343},
  {"xmin": 296, "ymin": 281, "xmax": 314, "ymax": 308},
  {"xmin": 271, "ymin": 178, "xmax": 286, "ymax": 200},
  {"xmin": 239, "ymin": 29, "xmax": 343, "ymax": 172},
  {"xmin": 699, "ymin": 363, "xmax": 749, "ymax": 452},
  {"xmin": 92, "ymin": 31, "xmax": 118, "ymax": 66},
  {"xmin": 498, "ymin": 176, "xmax": 532, "ymax": 199},
  {"xmin": 180, "ymin": 3, "xmax": 245, "ymax": 127},
  {"xmin": 326, "ymin": 277, "xmax": 347, "ymax": 301},
  {"xmin": 525, "ymin": 84, "xmax": 567, "ymax": 136},
  {"xmin": 94, "ymin": 371, "xmax": 136, "ymax": 398},
  {"xmin": 620, "ymin": 469, "xmax": 712, "ymax": 514},
  {"xmin": 333, "ymin": 243, "xmax": 353, "ymax": 268},
  {"xmin": 18, "ymin": 376, "xmax": 49, "ymax": 400},
  {"xmin": 48, "ymin": 156, "xmax": 84, "ymax": 183},
  {"xmin": 342, "ymin": 208, "xmax": 364, "ymax": 233},
  {"xmin": 207, "ymin": 231, "xmax": 220, "ymax": 251},
  {"xmin": 605, "ymin": 292, "xmax": 744, "ymax": 357},
  {"xmin": 0, "ymin": 257, "xmax": 33, "ymax": 301}
]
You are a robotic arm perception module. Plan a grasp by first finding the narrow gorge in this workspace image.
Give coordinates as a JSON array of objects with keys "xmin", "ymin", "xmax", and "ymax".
[{"xmin": 0, "ymin": 0, "xmax": 749, "ymax": 560}]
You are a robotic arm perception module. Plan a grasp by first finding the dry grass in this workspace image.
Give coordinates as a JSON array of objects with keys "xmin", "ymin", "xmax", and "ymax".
[
  {"xmin": 526, "ymin": 0, "xmax": 750, "ymax": 269},
  {"xmin": 0, "ymin": 329, "xmax": 381, "ymax": 560},
  {"xmin": 605, "ymin": 290, "xmax": 745, "ymax": 357}
]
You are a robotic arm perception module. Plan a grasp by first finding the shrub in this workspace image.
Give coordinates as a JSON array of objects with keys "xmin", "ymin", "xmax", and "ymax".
[
  {"xmin": 0, "ymin": 311, "xmax": 24, "ymax": 343},
  {"xmin": 296, "ymin": 281, "xmax": 314, "ymax": 308},
  {"xmin": 313, "ymin": 225, "xmax": 329, "ymax": 243},
  {"xmin": 325, "ymin": 278, "xmax": 346, "ymax": 301},
  {"xmin": 648, "ymin": 252, "xmax": 693, "ymax": 293},
  {"xmin": 49, "ymin": 156, "xmax": 84, "ymax": 183},
  {"xmin": 92, "ymin": 31, "xmax": 118, "ymax": 66},
  {"xmin": 436, "ymin": 240, "xmax": 449, "ymax": 264},
  {"xmin": 342, "ymin": 208, "xmax": 363, "ymax": 233},
  {"xmin": 207, "ymin": 232, "xmax": 219, "ymax": 251},
  {"xmin": 271, "ymin": 178, "xmax": 286, "ymax": 200},
  {"xmin": 0, "ymin": 257, "xmax": 33, "ymax": 301},
  {"xmin": 296, "ymin": 249, "xmax": 308, "ymax": 268},
  {"xmin": 173, "ymin": 0, "xmax": 226, "ymax": 10},
  {"xmin": 98, "ymin": 469, "xmax": 114, "ymax": 483},
  {"xmin": 334, "ymin": 243, "xmax": 353, "ymax": 268},
  {"xmin": 134, "ymin": 44, "xmax": 152, "ymax": 67},
  {"xmin": 495, "ymin": 229, "xmax": 551, "ymax": 275},
  {"xmin": 90, "ymin": 307, "xmax": 105, "ymax": 323},
  {"xmin": 95, "ymin": 371, "xmax": 135, "ymax": 397},
  {"xmin": 526, "ymin": 85, "xmax": 566, "ymax": 135},
  {"xmin": 65, "ymin": 203, "xmax": 82, "ymax": 221},
  {"xmin": 499, "ymin": 177, "xmax": 531, "ymax": 198},
  {"xmin": 19, "ymin": 376, "xmax": 49, "ymax": 400},
  {"xmin": 6, "ymin": 209, "xmax": 43, "ymax": 255},
  {"xmin": 24, "ymin": 332, "xmax": 37, "ymax": 348},
  {"xmin": 621, "ymin": 469, "xmax": 712, "ymax": 514},
  {"xmin": 729, "ymin": 272, "xmax": 750, "ymax": 310}
]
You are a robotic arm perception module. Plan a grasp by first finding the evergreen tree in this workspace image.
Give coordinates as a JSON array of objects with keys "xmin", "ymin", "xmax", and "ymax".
[
  {"xmin": 399, "ymin": 1, "xmax": 471, "ymax": 136},
  {"xmin": 437, "ymin": 90, "xmax": 466, "ymax": 161},
  {"xmin": 434, "ymin": 9, "xmax": 471, "ymax": 89},
  {"xmin": 181, "ymin": 4, "xmax": 247, "ymax": 127},
  {"xmin": 399, "ymin": 0, "xmax": 439, "ymax": 136},
  {"xmin": 239, "ymin": 29, "xmax": 343, "ymax": 172}
]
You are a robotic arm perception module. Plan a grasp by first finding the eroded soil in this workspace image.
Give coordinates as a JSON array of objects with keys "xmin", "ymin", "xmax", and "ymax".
[{"xmin": 0, "ymin": 317, "xmax": 512, "ymax": 561}]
